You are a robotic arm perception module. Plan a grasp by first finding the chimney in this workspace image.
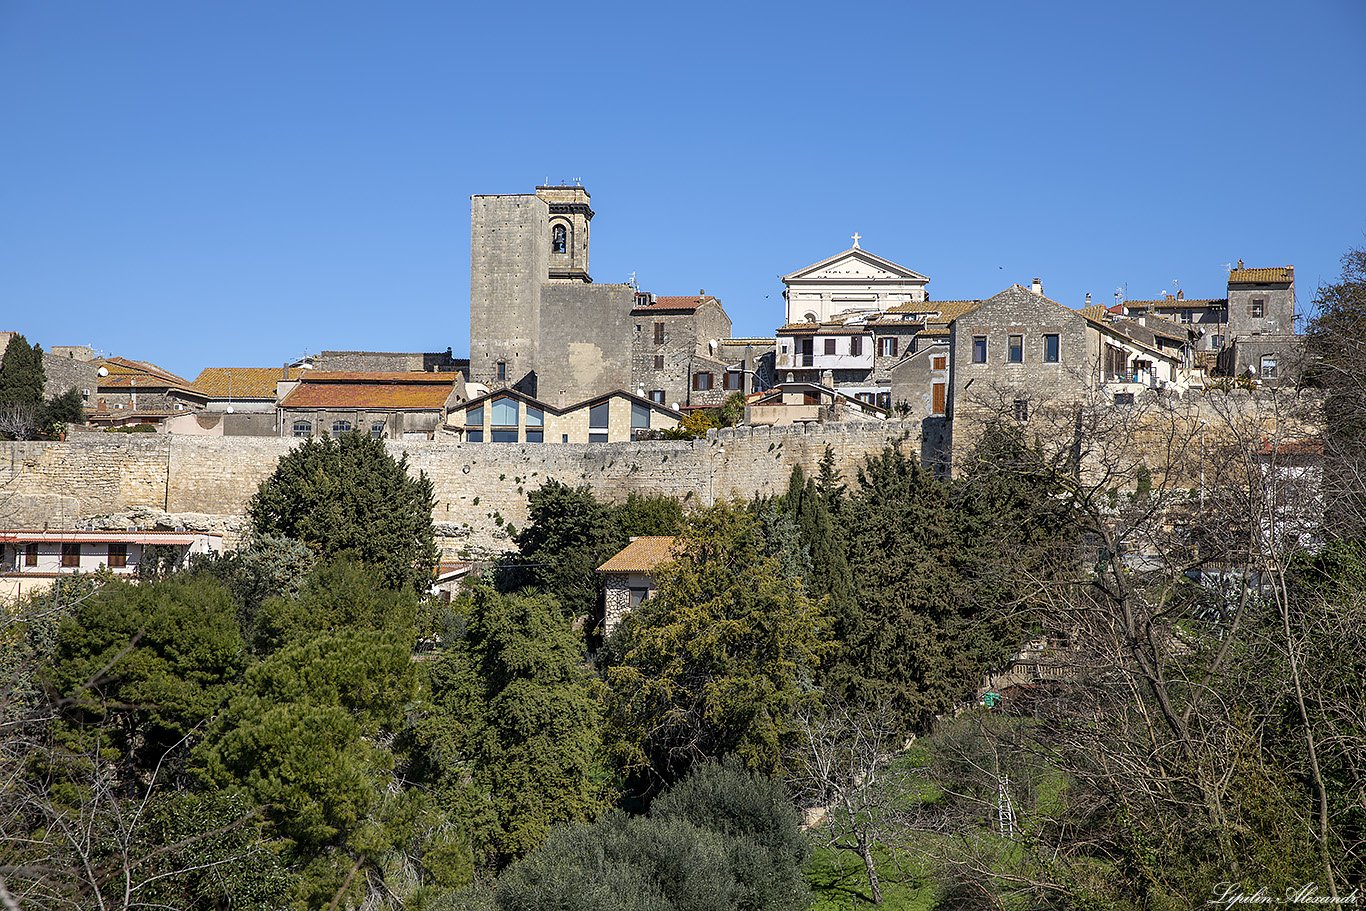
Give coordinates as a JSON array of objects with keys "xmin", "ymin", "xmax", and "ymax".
[
  {"xmin": 1085, "ymin": 292, "xmax": 1092, "ymax": 306},
  {"xmin": 1177, "ymin": 289, "xmax": 1184, "ymax": 300},
  {"xmin": 1237, "ymin": 258, "xmax": 1244, "ymax": 270},
  {"xmin": 282, "ymin": 362, "xmax": 288, "ymax": 379},
  {"xmin": 1031, "ymin": 278, "xmax": 1043, "ymax": 296},
  {"xmin": 1164, "ymin": 293, "xmax": 1173, "ymax": 301}
]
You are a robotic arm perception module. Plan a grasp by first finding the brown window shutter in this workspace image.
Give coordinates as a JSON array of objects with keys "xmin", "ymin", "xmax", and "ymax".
[
  {"xmin": 932, "ymin": 382, "xmax": 945, "ymax": 415},
  {"xmin": 654, "ymin": 322, "xmax": 665, "ymax": 344}
]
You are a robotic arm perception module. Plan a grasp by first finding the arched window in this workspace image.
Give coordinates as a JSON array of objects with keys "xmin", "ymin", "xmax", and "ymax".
[
  {"xmin": 292, "ymin": 420, "xmax": 311, "ymax": 438},
  {"xmin": 552, "ymin": 224, "xmax": 567, "ymax": 254},
  {"xmin": 370, "ymin": 421, "xmax": 385, "ymax": 439},
  {"xmin": 332, "ymin": 420, "xmax": 352, "ymax": 435}
]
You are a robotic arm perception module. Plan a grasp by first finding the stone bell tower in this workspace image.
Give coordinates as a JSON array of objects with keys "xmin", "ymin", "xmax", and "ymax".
[{"xmin": 537, "ymin": 185, "xmax": 593, "ymax": 283}]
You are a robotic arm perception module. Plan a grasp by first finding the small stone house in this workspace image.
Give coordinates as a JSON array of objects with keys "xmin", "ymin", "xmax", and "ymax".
[{"xmin": 596, "ymin": 535, "xmax": 678, "ymax": 634}]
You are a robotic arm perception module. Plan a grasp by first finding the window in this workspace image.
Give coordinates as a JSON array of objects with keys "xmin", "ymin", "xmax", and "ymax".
[
  {"xmin": 466, "ymin": 404, "xmax": 484, "ymax": 427},
  {"xmin": 588, "ymin": 433, "xmax": 609, "ymax": 444},
  {"xmin": 491, "ymin": 397, "xmax": 519, "ymax": 426},
  {"xmin": 631, "ymin": 402, "xmax": 651, "ymax": 429},
  {"xmin": 292, "ymin": 420, "xmax": 311, "ymax": 438},
  {"xmin": 25, "ymin": 543, "xmax": 37, "ymax": 566},
  {"xmin": 724, "ymin": 370, "xmax": 742, "ymax": 390},
  {"xmin": 654, "ymin": 322, "xmax": 665, "ymax": 345},
  {"xmin": 107, "ymin": 542, "xmax": 127, "ymax": 569},
  {"xmin": 466, "ymin": 430, "xmax": 484, "ymax": 443},
  {"xmin": 589, "ymin": 402, "xmax": 610, "ymax": 428},
  {"xmin": 654, "ymin": 355, "xmax": 665, "ymax": 371},
  {"xmin": 1008, "ymin": 335, "xmax": 1023, "ymax": 363},
  {"xmin": 1211, "ymin": 334, "xmax": 1224, "ymax": 349},
  {"xmin": 61, "ymin": 543, "xmax": 80, "ymax": 568},
  {"xmin": 491, "ymin": 429, "xmax": 518, "ymax": 442},
  {"xmin": 878, "ymin": 337, "xmax": 898, "ymax": 357},
  {"xmin": 1012, "ymin": 399, "xmax": 1029, "ymax": 422},
  {"xmin": 370, "ymin": 421, "xmax": 385, "ymax": 439},
  {"xmin": 1114, "ymin": 392, "xmax": 1135, "ymax": 405},
  {"xmin": 932, "ymin": 382, "xmax": 946, "ymax": 415},
  {"xmin": 692, "ymin": 372, "xmax": 713, "ymax": 391},
  {"xmin": 497, "ymin": 361, "xmax": 507, "ymax": 381},
  {"xmin": 526, "ymin": 430, "xmax": 543, "ymax": 443},
  {"xmin": 1250, "ymin": 298, "xmax": 1265, "ymax": 318},
  {"xmin": 1180, "ymin": 310, "xmax": 1193, "ymax": 324},
  {"xmin": 526, "ymin": 406, "xmax": 543, "ymax": 428},
  {"xmin": 824, "ymin": 338, "xmax": 837, "ymax": 356},
  {"xmin": 552, "ymin": 224, "xmax": 567, "ymax": 254},
  {"xmin": 1261, "ymin": 355, "xmax": 1278, "ymax": 378},
  {"xmin": 933, "ymin": 356, "xmax": 947, "ymax": 370},
  {"xmin": 332, "ymin": 420, "xmax": 351, "ymax": 435},
  {"xmin": 850, "ymin": 336, "xmax": 862, "ymax": 357},
  {"xmin": 629, "ymin": 587, "xmax": 649, "ymax": 608},
  {"xmin": 1043, "ymin": 334, "xmax": 1060, "ymax": 363},
  {"xmin": 972, "ymin": 336, "xmax": 987, "ymax": 363},
  {"xmin": 649, "ymin": 390, "xmax": 665, "ymax": 404}
]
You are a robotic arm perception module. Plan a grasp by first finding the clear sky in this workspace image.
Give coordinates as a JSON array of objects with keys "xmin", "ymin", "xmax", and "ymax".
[{"xmin": 3, "ymin": 0, "xmax": 1363, "ymax": 381}]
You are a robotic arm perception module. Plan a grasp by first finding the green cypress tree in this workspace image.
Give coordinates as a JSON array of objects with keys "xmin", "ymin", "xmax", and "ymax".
[{"xmin": 0, "ymin": 333, "xmax": 45, "ymax": 409}]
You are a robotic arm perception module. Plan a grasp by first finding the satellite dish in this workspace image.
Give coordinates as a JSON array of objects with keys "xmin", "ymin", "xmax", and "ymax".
[
  {"xmin": 226, "ymin": 406, "xmax": 235, "ymax": 414},
  {"xmin": 97, "ymin": 366, "xmax": 109, "ymax": 377}
]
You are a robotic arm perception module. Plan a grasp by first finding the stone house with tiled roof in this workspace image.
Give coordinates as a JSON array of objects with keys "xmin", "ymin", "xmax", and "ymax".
[
  {"xmin": 630, "ymin": 292, "xmax": 735, "ymax": 409},
  {"xmin": 89, "ymin": 357, "xmax": 209, "ymax": 426},
  {"xmin": 445, "ymin": 387, "xmax": 681, "ymax": 445},
  {"xmin": 277, "ymin": 371, "xmax": 466, "ymax": 440},
  {"xmin": 597, "ymin": 535, "xmax": 678, "ymax": 633}
]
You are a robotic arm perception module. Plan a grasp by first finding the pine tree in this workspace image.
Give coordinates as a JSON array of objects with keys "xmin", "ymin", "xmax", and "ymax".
[{"xmin": 0, "ymin": 333, "xmax": 45, "ymax": 409}]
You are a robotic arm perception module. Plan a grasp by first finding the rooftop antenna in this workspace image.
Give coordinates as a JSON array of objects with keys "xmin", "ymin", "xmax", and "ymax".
[
  {"xmin": 1221, "ymin": 262, "xmax": 1234, "ymax": 273},
  {"xmin": 627, "ymin": 271, "xmax": 639, "ymax": 291}
]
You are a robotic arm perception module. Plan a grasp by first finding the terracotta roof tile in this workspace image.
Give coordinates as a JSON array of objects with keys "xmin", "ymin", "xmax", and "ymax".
[
  {"xmin": 279, "ymin": 373, "xmax": 458, "ymax": 410},
  {"xmin": 98, "ymin": 357, "xmax": 198, "ymax": 388},
  {"xmin": 1080, "ymin": 304, "xmax": 1108, "ymax": 323},
  {"xmin": 633, "ymin": 295, "xmax": 717, "ymax": 314},
  {"xmin": 1229, "ymin": 266, "xmax": 1293, "ymax": 284},
  {"xmin": 194, "ymin": 367, "xmax": 305, "ymax": 398},
  {"xmin": 597, "ymin": 536, "xmax": 678, "ymax": 573}
]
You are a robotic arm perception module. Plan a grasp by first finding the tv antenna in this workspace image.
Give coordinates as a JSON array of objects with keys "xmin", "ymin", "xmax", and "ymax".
[{"xmin": 627, "ymin": 271, "xmax": 639, "ymax": 291}]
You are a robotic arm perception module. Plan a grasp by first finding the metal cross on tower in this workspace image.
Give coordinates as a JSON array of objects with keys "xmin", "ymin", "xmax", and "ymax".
[{"xmin": 851, "ymin": 232, "xmax": 862, "ymax": 248}]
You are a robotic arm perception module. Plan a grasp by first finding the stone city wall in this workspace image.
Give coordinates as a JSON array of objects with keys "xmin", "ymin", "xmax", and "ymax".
[{"xmin": 1, "ymin": 422, "xmax": 919, "ymax": 555}]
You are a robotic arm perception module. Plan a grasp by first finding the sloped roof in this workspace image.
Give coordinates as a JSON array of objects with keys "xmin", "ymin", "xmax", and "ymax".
[
  {"xmin": 886, "ymin": 300, "xmax": 981, "ymax": 321},
  {"xmin": 1080, "ymin": 304, "xmax": 1108, "ymax": 323},
  {"xmin": 194, "ymin": 366, "xmax": 306, "ymax": 398},
  {"xmin": 597, "ymin": 536, "xmax": 678, "ymax": 573},
  {"xmin": 1126, "ymin": 298, "xmax": 1227, "ymax": 307},
  {"xmin": 1229, "ymin": 266, "xmax": 1293, "ymax": 284},
  {"xmin": 279, "ymin": 372, "xmax": 458, "ymax": 411},
  {"xmin": 98, "ymin": 357, "xmax": 198, "ymax": 389},
  {"xmin": 634, "ymin": 295, "xmax": 718, "ymax": 314}
]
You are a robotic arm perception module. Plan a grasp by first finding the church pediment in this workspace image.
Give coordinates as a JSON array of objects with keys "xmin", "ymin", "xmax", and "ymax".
[{"xmin": 783, "ymin": 247, "xmax": 930, "ymax": 285}]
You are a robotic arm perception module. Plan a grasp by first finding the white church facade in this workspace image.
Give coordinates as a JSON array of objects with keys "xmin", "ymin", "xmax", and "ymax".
[{"xmin": 781, "ymin": 236, "xmax": 931, "ymax": 325}]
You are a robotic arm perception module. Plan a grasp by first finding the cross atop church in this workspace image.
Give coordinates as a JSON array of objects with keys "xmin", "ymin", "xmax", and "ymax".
[{"xmin": 851, "ymin": 232, "xmax": 861, "ymax": 249}]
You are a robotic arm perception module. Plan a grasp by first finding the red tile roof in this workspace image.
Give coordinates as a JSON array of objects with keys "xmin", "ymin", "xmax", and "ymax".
[
  {"xmin": 279, "ymin": 373, "xmax": 458, "ymax": 410},
  {"xmin": 1229, "ymin": 266, "xmax": 1293, "ymax": 284},
  {"xmin": 633, "ymin": 295, "xmax": 718, "ymax": 314},
  {"xmin": 597, "ymin": 536, "xmax": 678, "ymax": 573},
  {"xmin": 194, "ymin": 366, "xmax": 305, "ymax": 397}
]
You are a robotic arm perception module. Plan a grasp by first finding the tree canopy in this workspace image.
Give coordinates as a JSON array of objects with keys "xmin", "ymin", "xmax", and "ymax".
[{"xmin": 247, "ymin": 430, "xmax": 439, "ymax": 590}]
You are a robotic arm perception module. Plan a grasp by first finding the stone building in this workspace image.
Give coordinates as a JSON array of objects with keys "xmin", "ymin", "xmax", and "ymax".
[
  {"xmin": 597, "ymin": 535, "xmax": 677, "ymax": 634},
  {"xmin": 315, "ymin": 350, "xmax": 465, "ymax": 374},
  {"xmin": 89, "ymin": 357, "xmax": 208, "ymax": 427},
  {"xmin": 469, "ymin": 185, "xmax": 636, "ymax": 402},
  {"xmin": 277, "ymin": 371, "xmax": 466, "ymax": 440},
  {"xmin": 630, "ymin": 293, "xmax": 735, "ymax": 409}
]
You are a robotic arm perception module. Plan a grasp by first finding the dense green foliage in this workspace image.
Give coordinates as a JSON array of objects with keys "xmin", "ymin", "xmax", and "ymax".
[
  {"xmin": 604, "ymin": 506, "xmax": 830, "ymax": 793},
  {"xmin": 487, "ymin": 758, "xmax": 809, "ymax": 911},
  {"xmin": 0, "ymin": 332, "xmax": 45, "ymax": 411},
  {"xmin": 248, "ymin": 430, "xmax": 440, "ymax": 591}
]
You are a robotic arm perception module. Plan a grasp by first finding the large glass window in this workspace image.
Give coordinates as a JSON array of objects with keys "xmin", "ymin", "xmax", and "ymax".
[
  {"xmin": 589, "ymin": 433, "xmax": 609, "ymax": 443},
  {"xmin": 526, "ymin": 406, "xmax": 543, "ymax": 427},
  {"xmin": 332, "ymin": 420, "xmax": 352, "ymax": 435},
  {"xmin": 491, "ymin": 429, "xmax": 518, "ymax": 442},
  {"xmin": 526, "ymin": 430, "xmax": 543, "ymax": 443},
  {"xmin": 492, "ymin": 397, "xmax": 518, "ymax": 426},
  {"xmin": 466, "ymin": 430, "xmax": 483, "ymax": 443},
  {"xmin": 292, "ymin": 420, "xmax": 312, "ymax": 438},
  {"xmin": 466, "ymin": 404, "xmax": 484, "ymax": 428},
  {"xmin": 631, "ymin": 402, "xmax": 650, "ymax": 429},
  {"xmin": 589, "ymin": 402, "xmax": 610, "ymax": 428}
]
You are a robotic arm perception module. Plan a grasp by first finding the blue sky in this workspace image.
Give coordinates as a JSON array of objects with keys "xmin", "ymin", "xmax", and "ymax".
[{"xmin": 3, "ymin": 0, "xmax": 1363, "ymax": 381}]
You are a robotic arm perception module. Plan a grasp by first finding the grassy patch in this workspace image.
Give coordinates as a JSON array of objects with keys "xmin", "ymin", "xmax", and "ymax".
[{"xmin": 806, "ymin": 844, "xmax": 938, "ymax": 911}]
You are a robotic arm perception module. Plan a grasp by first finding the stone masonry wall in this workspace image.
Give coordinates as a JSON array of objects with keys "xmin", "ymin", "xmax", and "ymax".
[{"xmin": 1, "ymin": 423, "xmax": 919, "ymax": 555}]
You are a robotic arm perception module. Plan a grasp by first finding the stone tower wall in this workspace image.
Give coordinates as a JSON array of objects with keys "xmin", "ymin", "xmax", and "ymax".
[{"xmin": 469, "ymin": 194, "xmax": 549, "ymax": 391}]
